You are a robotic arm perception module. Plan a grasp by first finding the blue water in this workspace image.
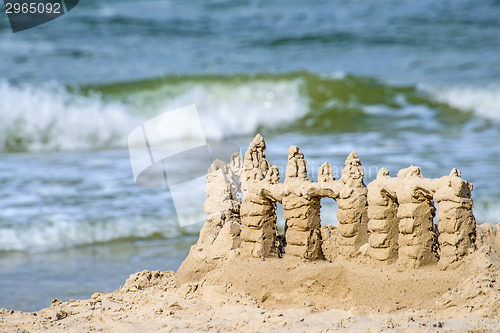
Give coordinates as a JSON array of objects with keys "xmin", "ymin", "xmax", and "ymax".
[{"xmin": 0, "ymin": 0, "xmax": 499, "ymax": 311}]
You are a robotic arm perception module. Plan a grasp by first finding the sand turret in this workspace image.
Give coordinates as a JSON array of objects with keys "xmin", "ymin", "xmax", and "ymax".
[
  {"xmin": 434, "ymin": 169, "xmax": 476, "ymax": 267},
  {"xmin": 335, "ymin": 152, "xmax": 369, "ymax": 257},
  {"xmin": 282, "ymin": 146, "xmax": 323, "ymax": 259}
]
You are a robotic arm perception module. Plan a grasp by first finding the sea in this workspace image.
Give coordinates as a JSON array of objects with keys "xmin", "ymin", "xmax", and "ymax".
[{"xmin": 0, "ymin": 0, "xmax": 499, "ymax": 311}]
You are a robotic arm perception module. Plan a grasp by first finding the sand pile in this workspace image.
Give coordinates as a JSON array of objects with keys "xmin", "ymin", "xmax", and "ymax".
[
  {"xmin": 2, "ymin": 134, "xmax": 499, "ymax": 332},
  {"xmin": 1, "ymin": 223, "xmax": 499, "ymax": 332}
]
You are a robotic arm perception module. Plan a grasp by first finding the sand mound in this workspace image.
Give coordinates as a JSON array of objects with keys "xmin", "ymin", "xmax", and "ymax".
[
  {"xmin": 176, "ymin": 223, "xmax": 500, "ymax": 315},
  {"xmin": 1, "ymin": 223, "xmax": 499, "ymax": 332}
]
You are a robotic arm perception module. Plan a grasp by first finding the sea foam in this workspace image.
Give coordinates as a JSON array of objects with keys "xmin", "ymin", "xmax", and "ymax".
[
  {"xmin": 0, "ymin": 79, "xmax": 308, "ymax": 153},
  {"xmin": 427, "ymin": 84, "xmax": 500, "ymax": 122}
]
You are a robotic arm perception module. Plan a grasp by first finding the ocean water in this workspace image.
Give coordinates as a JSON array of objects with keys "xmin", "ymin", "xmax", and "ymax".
[{"xmin": 1, "ymin": 0, "xmax": 500, "ymax": 311}]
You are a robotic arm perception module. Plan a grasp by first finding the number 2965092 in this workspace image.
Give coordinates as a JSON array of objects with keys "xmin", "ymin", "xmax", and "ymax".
[{"xmin": 5, "ymin": 2, "xmax": 62, "ymax": 14}]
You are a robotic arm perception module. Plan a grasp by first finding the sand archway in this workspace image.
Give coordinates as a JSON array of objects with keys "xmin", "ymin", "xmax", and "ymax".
[{"xmin": 226, "ymin": 134, "xmax": 477, "ymax": 268}]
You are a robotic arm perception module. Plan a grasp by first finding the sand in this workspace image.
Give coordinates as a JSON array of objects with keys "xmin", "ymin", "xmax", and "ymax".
[{"xmin": 1, "ymin": 223, "xmax": 499, "ymax": 333}]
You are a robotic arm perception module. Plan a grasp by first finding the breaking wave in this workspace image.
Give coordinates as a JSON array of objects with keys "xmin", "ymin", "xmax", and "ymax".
[{"xmin": 0, "ymin": 72, "xmax": 498, "ymax": 153}]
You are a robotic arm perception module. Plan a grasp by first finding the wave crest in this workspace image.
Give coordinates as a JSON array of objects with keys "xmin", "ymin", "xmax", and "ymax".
[
  {"xmin": 0, "ymin": 81, "xmax": 137, "ymax": 153},
  {"xmin": 1, "ymin": 73, "xmax": 498, "ymax": 153}
]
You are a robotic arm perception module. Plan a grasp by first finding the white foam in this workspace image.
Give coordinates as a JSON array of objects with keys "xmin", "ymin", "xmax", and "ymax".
[
  {"xmin": 427, "ymin": 84, "xmax": 500, "ymax": 122},
  {"xmin": 0, "ymin": 79, "xmax": 309, "ymax": 152},
  {"xmin": 0, "ymin": 81, "xmax": 139, "ymax": 153},
  {"xmin": 0, "ymin": 215, "xmax": 181, "ymax": 253},
  {"xmin": 144, "ymin": 79, "xmax": 309, "ymax": 140}
]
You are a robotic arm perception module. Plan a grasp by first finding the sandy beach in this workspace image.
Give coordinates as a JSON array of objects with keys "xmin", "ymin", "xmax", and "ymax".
[{"xmin": 1, "ymin": 222, "xmax": 499, "ymax": 332}]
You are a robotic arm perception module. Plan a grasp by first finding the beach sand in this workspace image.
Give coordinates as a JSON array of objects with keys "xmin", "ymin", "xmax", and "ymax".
[{"xmin": 1, "ymin": 222, "xmax": 499, "ymax": 332}]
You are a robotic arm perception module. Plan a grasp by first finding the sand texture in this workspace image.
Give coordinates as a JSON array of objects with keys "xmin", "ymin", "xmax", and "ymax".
[
  {"xmin": 1, "ymin": 222, "xmax": 499, "ymax": 332},
  {"xmin": 2, "ymin": 135, "xmax": 500, "ymax": 332}
]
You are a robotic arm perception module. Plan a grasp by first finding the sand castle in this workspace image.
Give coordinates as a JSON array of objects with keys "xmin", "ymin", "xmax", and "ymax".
[
  {"xmin": 199, "ymin": 134, "xmax": 476, "ymax": 268},
  {"xmin": 2, "ymin": 135, "xmax": 499, "ymax": 332}
]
